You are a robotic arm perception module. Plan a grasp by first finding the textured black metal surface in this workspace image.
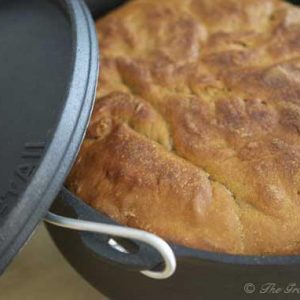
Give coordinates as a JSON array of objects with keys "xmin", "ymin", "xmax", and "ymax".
[
  {"xmin": 0, "ymin": 0, "xmax": 98, "ymax": 273},
  {"xmin": 0, "ymin": 0, "xmax": 71, "ymax": 224},
  {"xmin": 85, "ymin": 0, "xmax": 126, "ymax": 18},
  {"xmin": 286, "ymin": 0, "xmax": 300, "ymax": 5}
]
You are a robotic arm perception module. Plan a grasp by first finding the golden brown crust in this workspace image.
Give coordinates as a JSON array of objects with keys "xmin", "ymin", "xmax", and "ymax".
[{"xmin": 68, "ymin": 0, "xmax": 300, "ymax": 255}]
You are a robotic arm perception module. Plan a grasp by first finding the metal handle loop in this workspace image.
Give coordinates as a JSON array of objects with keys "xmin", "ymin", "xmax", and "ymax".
[{"xmin": 44, "ymin": 212, "xmax": 176, "ymax": 279}]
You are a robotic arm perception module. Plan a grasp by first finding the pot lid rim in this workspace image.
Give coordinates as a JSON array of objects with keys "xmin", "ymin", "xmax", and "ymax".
[{"xmin": 0, "ymin": 0, "xmax": 99, "ymax": 273}]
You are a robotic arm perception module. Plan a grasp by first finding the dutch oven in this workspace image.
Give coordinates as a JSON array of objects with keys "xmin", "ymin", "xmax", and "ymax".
[{"xmin": 1, "ymin": 1, "xmax": 300, "ymax": 300}]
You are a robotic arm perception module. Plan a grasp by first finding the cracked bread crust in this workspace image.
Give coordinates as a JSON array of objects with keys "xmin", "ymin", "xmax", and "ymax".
[{"xmin": 67, "ymin": 0, "xmax": 300, "ymax": 255}]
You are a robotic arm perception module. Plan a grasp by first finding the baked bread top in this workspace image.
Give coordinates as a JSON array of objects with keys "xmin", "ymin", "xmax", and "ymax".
[{"xmin": 68, "ymin": 0, "xmax": 300, "ymax": 255}]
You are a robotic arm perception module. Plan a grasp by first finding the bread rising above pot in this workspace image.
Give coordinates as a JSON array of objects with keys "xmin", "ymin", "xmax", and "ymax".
[{"xmin": 68, "ymin": 0, "xmax": 300, "ymax": 255}]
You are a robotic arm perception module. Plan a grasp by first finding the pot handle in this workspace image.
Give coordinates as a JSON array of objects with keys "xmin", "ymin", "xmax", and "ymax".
[{"xmin": 44, "ymin": 188, "xmax": 176, "ymax": 280}]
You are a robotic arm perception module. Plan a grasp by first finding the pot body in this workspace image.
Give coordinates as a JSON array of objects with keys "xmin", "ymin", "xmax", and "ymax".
[
  {"xmin": 47, "ymin": 195, "xmax": 300, "ymax": 300},
  {"xmin": 47, "ymin": 2, "xmax": 300, "ymax": 299},
  {"xmin": 84, "ymin": 0, "xmax": 126, "ymax": 17}
]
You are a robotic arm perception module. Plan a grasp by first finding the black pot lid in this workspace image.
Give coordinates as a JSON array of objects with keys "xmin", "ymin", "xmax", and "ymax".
[{"xmin": 0, "ymin": 0, "xmax": 98, "ymax": 273}]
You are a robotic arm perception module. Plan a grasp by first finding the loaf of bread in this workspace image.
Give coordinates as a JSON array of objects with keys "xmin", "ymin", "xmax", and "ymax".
[{"xmin": 68, "ymin": 0, "xmax": 300, "ymax": 255}]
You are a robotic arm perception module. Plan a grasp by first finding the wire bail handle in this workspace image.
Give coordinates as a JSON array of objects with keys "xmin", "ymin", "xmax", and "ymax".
[{"xmin": 44, "ymin": 212, "xmax": 176, "ymax": 280}]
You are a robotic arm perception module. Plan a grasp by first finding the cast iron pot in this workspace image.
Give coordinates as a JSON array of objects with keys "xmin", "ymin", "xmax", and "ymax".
[{"xmin": 47, "ymin": 1, "xmax": 300, "ymax": 299}]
